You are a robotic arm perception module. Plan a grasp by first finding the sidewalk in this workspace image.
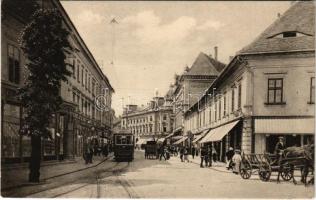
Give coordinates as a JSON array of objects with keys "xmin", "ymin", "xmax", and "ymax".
[
  {"xmin": 1, "ymin": 154, "xmax": 112, "ymax": 191},
  {"xmin": 170, "ymin": 154, "xmax": 230, "ymax": 173}
]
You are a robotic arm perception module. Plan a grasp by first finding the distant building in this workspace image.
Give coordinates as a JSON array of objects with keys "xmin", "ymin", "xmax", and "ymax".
[
  {"xmin": 1, "ymin": 0, "xmax": 114, "ymax": 163},
  {"xmin": 121, "ymin": 96, "xmax": 173, "ymax": 142},
  {"xmin": 185, "ymin": 1, "xmax": 314, "ymax": 161},
  {"xmin": 172, "ymin": 50, "xmax": 226, "ymax": 140}
]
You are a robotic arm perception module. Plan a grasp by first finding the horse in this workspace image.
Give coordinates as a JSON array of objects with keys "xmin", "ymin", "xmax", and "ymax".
[{"xmin": 277, "ymin": 144, "xmax": 314, "ymax": 185}]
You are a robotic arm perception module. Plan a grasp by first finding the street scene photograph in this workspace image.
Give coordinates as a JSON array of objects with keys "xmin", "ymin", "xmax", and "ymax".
[{"xmin": 1, "ymin": 0, "xmax": 315, "ymax": 198}]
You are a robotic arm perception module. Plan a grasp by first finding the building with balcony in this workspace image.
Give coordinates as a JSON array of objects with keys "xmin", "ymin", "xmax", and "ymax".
[
  {"xmin": 121, "ymin": 96, "xmax": 173, "ymax": 143},
  {"xmin": 1, "ymin": 0, "xmax": 114, "ymax": 163},
  {"xmin": 184, "ymin": 1, "xmax": 314, "ymax": 162}
]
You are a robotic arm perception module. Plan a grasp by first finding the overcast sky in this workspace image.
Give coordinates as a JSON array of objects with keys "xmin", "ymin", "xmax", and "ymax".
[{"xmin": 61, "ymin": 1, "xmax": 291, "ymax": 116}]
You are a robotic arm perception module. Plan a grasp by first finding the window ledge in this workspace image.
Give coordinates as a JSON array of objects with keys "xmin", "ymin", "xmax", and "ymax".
[
  {"xmin": 307, "ymin": 102, "xmax": 315, "ymax": 104},
  {"xmin": 264, "ymin": 102, "xmax": 286, "ymax": 105}
]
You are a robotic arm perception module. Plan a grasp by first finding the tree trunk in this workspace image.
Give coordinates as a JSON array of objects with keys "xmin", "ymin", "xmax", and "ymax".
[{"xmin": 29, "ymin": 134, "xmax": 41, "ymax": 182}]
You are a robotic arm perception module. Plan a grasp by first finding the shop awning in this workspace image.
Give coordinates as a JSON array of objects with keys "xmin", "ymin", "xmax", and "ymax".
[
  {"xmin": 255, "ymin": 118, "xmax": 314, "ymax": 134},
  {"xmin": 193, "ymin": 129, "xmax": 209, "ymax": 143},
  {"xmin": 209, "ymin": 120, "xmax": 239, "ymax": 142},
  {"xmin": 158, "ymin": 138, "xmax": 165, "ymax": 142},
  {"xmin": 199, "ymin": 128, "xmax": 217, "ymax": 143},
  {"xmin": 173, "ymin": 136, "xmax": 188, "ymax": 145},
  {"xmin": 172, "ymin": 135, "xmax": 183, "ymax": 140},
  {"xmin": 200, "ymin": 120, "xmax": 239, "ymax": 143}
]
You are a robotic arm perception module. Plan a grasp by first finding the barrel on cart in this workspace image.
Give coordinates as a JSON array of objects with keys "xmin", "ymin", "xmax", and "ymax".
[{"xmin": 113, "ymin": 129, "xmax": 134, "ymax": 162}]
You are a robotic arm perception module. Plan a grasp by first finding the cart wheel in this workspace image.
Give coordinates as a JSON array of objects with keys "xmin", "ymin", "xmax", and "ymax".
[
  {"xmin": 281, "ymin": 167, "xmax": 293, "ymax": 181},
  {"xmin": 259, "ymin": 162, "xmax": 271, "ymax": 182},
  {"xmin": 240, "ymin": 159, "xmax": 252, "ymax": 179}
]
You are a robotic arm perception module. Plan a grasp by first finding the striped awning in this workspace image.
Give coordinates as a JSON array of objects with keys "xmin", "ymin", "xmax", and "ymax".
[
  {"xmin": 200, "ymin": 120, "xmax": 239, "ymax": 143},
  {"xmin": 255, "ymin": 118, "xmax": 314, "ymax": 134},
  {"xmin": 165, "ymin": 133, "xmax": 174, "ymax": 139},
  {"xmin": 173, "ymin": 136, "xmax": 188, "ymax": 145}
]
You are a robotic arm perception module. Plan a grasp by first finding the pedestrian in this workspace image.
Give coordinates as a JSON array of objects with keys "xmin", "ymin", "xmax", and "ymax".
[
  {"xmin": 232, "ymin": 149, "xmax": 242, "ymax": 174},
  {"xmin": 208, "ymin": 145, "xmax": 212, "ymax": 167},
  {"xmin": 184, "ymin": 147, "xmax": 189, "ymax": 162},
  {"xmin": 89, "ymin": 145, "xmax": 94, "ymax": 163},
  {"xmin": 212, "ymin": 146, "xmax": 217, "ymax": 162},
  {"xmin": 159, "ymin": 145, "xmax": 166, "ymax": 161},
  {"xmin": 83, "ymin": 143, "xmax": 89, "ymax": 164},
  {"xmin": 200, "ymin": 146, "xmax": 206, "ymax": 168},
  {"xmin": 274, "ymin": 136, "xmax": 285, "ymax": 164},
  {"xmin": 226, "ymin": 147, "xmax": 234, "ymax": 170},
  {"xmin": 191, "ymin": 146, "xmax": 196, "ymax": 159},
  {"xmin": 180, "ymin": 147, "xmax": 184, "ymax": 162}
]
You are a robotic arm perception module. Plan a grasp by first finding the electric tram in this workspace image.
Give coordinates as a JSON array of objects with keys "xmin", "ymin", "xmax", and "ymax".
[{"xmin": 113, "ymin": 129, "xmax": 134, "ymax": 161}]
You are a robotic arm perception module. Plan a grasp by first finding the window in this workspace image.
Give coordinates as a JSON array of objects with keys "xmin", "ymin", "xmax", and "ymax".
[
  {"xmin": 238, "ymin": 84, "xmax": 242, "ymax": 109},
  {"xmin": 88, "ymin": 75, "xmax": 90, "ymax": 92},
  {"xmin": 8, "ymin": 44, "xmax": 20, "ymax": 84},
  {"xmin": 283, "ymin": 31, "xmax": 297, "ymax": 38},
  {"xmin": 73, "ymin": 92, "xmax": 76, "ymax": 102},
  {"xmin": 73, "ymin": 59, "xmax": 76, "ymax": 79},
  {"xmin": 310, "ymin": 77, "xmax": 315, "ymax": 103},
  {"xmin": 209, "ymin": 106, "xmax": 212, "ymax": 123},
  {"xmin": 163, "ymin": 126, "xmax": 167, "ymax": 132},
  {"xmin": 85, "ymin": 70, "xmax": 88, "ymax": 89},
  {"xmin": 218, "ymin": 97, "xmax": 221, "ymax": 119},
  {"xmin": 215, "ymin": 101, "xmax": 217, "ymax": 121},
  {"xmin": 92, "ymin": 79, "xmax": 95, "ymax": 96},
  {"xmin": 163, "ymin": 114, "xmax": 167, "ymax": 120},
  {"xmin": 223, "ymin": 94, "xmax": 227, "ymax": 116},
  {"xmin": 77, "ymin": 61, "xmax": 80, "ymax": 83},
  {"xmin": 267, "ymin": 78, "xmax": 284, "ymax": 104},
  {"xmin": 231, "ymin": 88, "xmax": 235, "ymax": 112},
  {"xmin": 81, "ymin": 67, "xmax": 84, "ymax": 86}
]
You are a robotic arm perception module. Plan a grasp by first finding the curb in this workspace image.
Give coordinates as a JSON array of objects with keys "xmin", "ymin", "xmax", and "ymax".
[{"xmin": 1, "ymin": 155, "xmax": 113, "ymax": 191}]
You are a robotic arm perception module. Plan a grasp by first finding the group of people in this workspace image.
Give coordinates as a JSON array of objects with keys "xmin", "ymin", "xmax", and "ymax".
[{"xmin": 83, "ymin": 143, "xmax": 110, "ymax": 164}]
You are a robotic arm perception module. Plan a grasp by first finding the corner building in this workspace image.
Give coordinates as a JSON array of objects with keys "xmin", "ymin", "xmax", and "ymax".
[{"xmin": 185, "ymin": 2, "xmax": 314, "ymax": 161}]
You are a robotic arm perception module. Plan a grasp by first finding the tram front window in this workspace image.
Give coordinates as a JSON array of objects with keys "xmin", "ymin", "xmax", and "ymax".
[{"xmin": 116, "ymin": 135, "xmax": 132, "ymax": 144}]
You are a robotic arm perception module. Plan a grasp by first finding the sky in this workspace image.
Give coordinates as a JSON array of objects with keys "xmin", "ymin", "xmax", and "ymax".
[{"xmin": 61, "ymin": 1, "xmax": 292, "ymax": 116}]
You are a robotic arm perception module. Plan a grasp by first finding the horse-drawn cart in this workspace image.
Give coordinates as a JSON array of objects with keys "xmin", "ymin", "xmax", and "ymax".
[{"xmin": 239, "ymin": 153, "xmax": 294, "ymax": 182}]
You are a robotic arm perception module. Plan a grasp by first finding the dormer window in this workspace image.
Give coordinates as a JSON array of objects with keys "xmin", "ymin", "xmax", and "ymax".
[
  {"xmin": 269, "ymin": 31, "xmax": 310, "ymax": 39},
  {"xmin": 283, "ymin": 31, "xmax": 297, "ymax": 38}
]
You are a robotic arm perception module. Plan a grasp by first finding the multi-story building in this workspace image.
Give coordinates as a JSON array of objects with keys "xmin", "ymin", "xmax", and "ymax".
[
  {"xmin": 184, "ymin": 1, "xmax": 314, "ymax": 161},
  {"xmin": 1, "ymin": 0, "xmax": 114, "ymax": 163},
  {"xmin": 172, "ymin": 49, "xmax": 225, "ymax": 139},
  {"xmin": 121, "ymin": 96, "xmax": 173, "ymax": 142}
]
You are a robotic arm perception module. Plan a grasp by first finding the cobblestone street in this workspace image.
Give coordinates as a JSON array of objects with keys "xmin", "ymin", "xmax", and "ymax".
[{"xmin": 3, "ymin": 151, "xmax": 313, "ymax": 198}]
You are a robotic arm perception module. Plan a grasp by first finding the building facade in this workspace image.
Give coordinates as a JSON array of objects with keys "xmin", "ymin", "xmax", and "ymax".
[
  {"xmin": 121, "ymin": 97, "xmax": 173, "ymax": 142},
  {"xmin": 184, "ymin": 1, "xmax": 315, "ymax": 161},
  {"xmin": 1, "ymin": 0, "xmax": 114, "ymax": 163},
  {"xmin": 172, "ymin": 50, "xmax": 226, "ymax": 138}
]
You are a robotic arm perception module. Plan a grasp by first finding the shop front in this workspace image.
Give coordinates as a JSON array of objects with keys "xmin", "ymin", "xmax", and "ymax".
[{"xmin": 254, "ymin": 117, "xmax": 315, "ymax": 154}]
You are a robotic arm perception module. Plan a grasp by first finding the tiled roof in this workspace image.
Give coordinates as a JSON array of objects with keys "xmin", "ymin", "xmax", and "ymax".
[
  {"xmin": 184, "ymin": 52, "xmax": 226, "ymax": 76},
  {"xmin": 239, "ymin": 1, "xmax": 315, "ymax": 54}
]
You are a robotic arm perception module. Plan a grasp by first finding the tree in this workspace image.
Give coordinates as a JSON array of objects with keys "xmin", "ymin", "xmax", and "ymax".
[{"xmin": 19, "ymin": 8, "xmax": 71, "ymax": 182}]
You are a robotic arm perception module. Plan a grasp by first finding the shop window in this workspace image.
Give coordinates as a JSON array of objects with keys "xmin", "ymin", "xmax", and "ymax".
[
  {"xmin": 267, "ymin": 78, "xmax": 284, "ymax": 104},
  {"xmin": 2, "ymin": 104, "xmax": 21, "ymax": 158},
  {"xmin": 310, "ymin": 77, "xmax": 315, "ymax": 104},
  {"xmin": 8, "ymin": 44, "xmax": 20, "ymax": 84}
]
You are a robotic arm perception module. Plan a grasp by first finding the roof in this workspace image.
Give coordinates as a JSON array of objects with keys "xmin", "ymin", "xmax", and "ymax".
[
  {"xmin": 183, "ymin": 52, "xmax": 225, "ymax": 76},
  {"xmin": 239, "ymin": 1, "xmax": 315, "ymax": 54}
]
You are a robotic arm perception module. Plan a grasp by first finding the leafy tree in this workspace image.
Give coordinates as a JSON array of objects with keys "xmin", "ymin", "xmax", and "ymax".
[{"xmin": 19, "ymin": 8, "xmax": 71, "ymax": 182}]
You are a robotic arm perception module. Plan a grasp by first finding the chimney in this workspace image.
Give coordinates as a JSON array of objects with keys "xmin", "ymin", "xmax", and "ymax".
[{"xmin": 214, "ymin": 46, "xmax": 218, "ymax": 61}]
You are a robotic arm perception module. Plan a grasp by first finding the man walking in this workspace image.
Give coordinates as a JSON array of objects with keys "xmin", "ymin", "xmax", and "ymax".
[
  {"xmin": 200, "ymin": 146, "xmax": 206, "ymax": 167},
  {"xmin": 191, "ymin": 146, "xmax": 196, "ymax": 159},
  {"xmin": 159, "ymin": 145, "xmax": 166, "ymax": 161}
]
